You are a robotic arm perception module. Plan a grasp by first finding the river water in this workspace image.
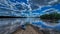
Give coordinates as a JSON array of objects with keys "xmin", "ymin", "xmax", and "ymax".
[{"xmin": 0, "ymin": 18, "xmax": 58, "ymax": 34}]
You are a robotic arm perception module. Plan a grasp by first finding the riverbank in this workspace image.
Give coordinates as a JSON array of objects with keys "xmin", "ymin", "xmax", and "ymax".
[
  {"xmin": 12, "ymin": 24, "xmax": 43, "ymax": 34},
  {"xmin": 12, "ymin": 24, "xmax": 60, "ymax": 34}
]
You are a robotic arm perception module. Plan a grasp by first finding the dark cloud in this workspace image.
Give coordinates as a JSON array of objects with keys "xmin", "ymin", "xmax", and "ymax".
[
  {"xmin": 28, "ymin": 0, "xmax": 53, "ymax": 5},
  {"xmin": 30, "ymin": 4, "xmax": 39, "ymax": 10},
  {"xmin": 28, "ymin": 0, "xmax": 59, "ymax": 10}
]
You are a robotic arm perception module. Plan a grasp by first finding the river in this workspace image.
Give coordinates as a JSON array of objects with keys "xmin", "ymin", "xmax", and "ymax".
[{"xmin": 0, "ymin": 18, "xmax": 59, "ymax": 34}]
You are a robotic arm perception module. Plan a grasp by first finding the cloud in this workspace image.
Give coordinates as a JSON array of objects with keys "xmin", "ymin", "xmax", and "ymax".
[{"xmin": 28, "ymin": 0, "xmax": 59, "ymax": 10}]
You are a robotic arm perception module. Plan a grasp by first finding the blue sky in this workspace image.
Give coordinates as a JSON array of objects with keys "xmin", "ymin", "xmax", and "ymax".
[
  {"xmin": 33, "ymin": 4, "xmax": 60, "ymax": 14},
  {"xmin": 10, "ymin": 0, "xmax": 27, "ymax": 4},
  {"xmin": 8, "ymin": 0, "xmax": 60, "ymax": 13}
]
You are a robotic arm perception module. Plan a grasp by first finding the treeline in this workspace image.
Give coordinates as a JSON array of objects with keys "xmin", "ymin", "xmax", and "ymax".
[
  {"xmin": 40, "ymin": 12, "xmax": 60, "ymax": 23},
  {"xmin": 40, "ymin": 12, "xmax": 60, "ymax": 20}
]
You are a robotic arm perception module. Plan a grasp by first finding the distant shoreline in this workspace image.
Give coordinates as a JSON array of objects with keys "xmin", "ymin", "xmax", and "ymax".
[{"xmin": 0, "ymin": 16, "xmax": 27, "ymax": 18}]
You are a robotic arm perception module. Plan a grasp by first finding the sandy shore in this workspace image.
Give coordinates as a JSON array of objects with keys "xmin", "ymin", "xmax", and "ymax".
[{"xmin": 12, "ymin": 25, "xmax": 43, "ymax": 34}]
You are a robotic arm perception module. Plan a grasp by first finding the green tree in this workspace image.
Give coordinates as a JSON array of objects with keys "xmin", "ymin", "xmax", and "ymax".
[{"xmin": 40, "ymin": 12, "xmax": 60, "ymax": 23}]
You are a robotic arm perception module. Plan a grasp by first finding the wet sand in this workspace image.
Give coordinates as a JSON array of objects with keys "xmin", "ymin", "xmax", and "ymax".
[{"xmin": 12, "ymin": 25, "xmax": 43, "ymax": 34}]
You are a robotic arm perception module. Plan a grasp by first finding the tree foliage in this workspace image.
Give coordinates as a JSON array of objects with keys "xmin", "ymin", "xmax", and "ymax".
[{"xmin": 40, "ymin": 12, "xmax": 60, "ymax": 23}]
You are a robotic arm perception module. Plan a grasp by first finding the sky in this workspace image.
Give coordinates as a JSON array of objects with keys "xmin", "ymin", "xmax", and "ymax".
[
  {"xmin": 0, "ymin": 0, "xmax": 60, "ymax": 17},
  {"xmin": 9, "ymin": 0, "xmax": 27, "ymax": 4}
]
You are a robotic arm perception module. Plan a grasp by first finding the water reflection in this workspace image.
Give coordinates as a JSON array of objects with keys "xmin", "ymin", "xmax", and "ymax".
[
  {"xmin": 0, "ymin": 18, "xmax": 59, "ymax": 27},
  {"xmin": 0, "ymin": 18, "xmax": 59, "ymax": 34},
  {"xmin": 0, "ymin": 18, "xmax": 27, "ymax": 34}
]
